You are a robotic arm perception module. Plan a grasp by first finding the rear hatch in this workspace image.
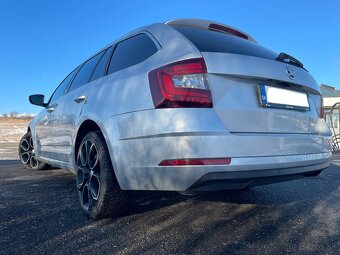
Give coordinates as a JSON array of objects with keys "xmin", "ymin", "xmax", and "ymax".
[{"xmin": 172, "ymin": 26, "xmax": 322, "ymax": 134}]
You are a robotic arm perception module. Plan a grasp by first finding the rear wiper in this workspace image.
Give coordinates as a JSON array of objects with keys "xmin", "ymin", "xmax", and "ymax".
[{"xmin": 276, "ymin": 52, "xmax": 304, "ymax": 69}]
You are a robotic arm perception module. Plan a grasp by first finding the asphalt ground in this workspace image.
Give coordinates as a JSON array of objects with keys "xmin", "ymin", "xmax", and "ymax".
[{"xmin": 0, "ymin": 160, "xmax": 339, "ymax": 255}]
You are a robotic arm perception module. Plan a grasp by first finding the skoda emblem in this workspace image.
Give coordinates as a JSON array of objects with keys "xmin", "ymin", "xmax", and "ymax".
[{"xmin": 286, "ymin": 66, "xmax": 295, "ymax": 80}]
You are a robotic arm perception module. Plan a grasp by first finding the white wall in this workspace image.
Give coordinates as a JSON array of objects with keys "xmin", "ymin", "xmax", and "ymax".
[{"xmin": 324, "ymin": 97, "xmax": 340, "ymax": 108}]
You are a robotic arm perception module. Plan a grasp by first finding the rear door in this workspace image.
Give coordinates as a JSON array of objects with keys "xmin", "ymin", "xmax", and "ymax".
[{"xmin": 173, "ymin": 26, "xmax": 323, "ymax": 134}]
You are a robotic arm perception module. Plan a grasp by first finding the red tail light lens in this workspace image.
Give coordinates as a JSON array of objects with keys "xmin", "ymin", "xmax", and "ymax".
[
  {"xmin": 159, "ymin": 158, "xmax": 231, "ymax": 166},
  {"xmin": 148, "ymin": 58, "xmax": 212, "ymax": 108}
]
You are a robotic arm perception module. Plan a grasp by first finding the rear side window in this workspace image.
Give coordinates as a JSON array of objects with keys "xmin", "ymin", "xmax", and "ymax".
[
  {"xmin": 49, "ymin": 68, "xmax": 78, "ymax": 104},
  {"xmin": 173, "ymin": 26, "xmax": 278, "ymax": 60},
  {"xmin": 90, "ymin": 46, "xmax": 113, "ymax": 82},
  {"xmin": 68, "ymin": 51, "xmax": 105, "ymax": 92},
  {"xmin": 108, "ymin": 33, "xmax": 158, "ymax": 74}
]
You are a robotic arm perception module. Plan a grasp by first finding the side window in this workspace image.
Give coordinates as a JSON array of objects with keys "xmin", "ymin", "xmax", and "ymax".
[
  {"xmin": 90, "ymin": 46, "xmax": 113, "ymax": 82},
  {"xmin": 108, "ymin": 33, "xmax": 158, "ymax": 74},
  {"xmin": 49, "ymin": 68, "xmax": 78, "ymax": 105},
  {"xmin": 68, "ymin": 51, "xmax": 105, "ymax": 92}
]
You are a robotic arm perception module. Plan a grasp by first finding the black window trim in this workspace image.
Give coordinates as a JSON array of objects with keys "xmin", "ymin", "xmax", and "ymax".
[
  {"xmin": 105, "ymin": 43, "xmax": 117, "ymax": 75},
  {"xmin": 88, "ymin": 48, "xmax": 108, "ymax": 82},
  {"xmin": 89, "ymin": 46, "xmax": 113, "ymax": 82},
  {"xmin": 65, "ymin": 49, "xmax": 107, "ymax": 94}
]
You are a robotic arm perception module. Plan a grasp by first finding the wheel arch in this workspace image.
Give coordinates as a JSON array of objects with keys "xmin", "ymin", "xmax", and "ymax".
[
  {"xmin": 74, "ymin": 119, "xmax": 121, "ymax": 187},
  {"xmin": 74, "ymin": 120, "xmax": 101, "ymax": 162}
]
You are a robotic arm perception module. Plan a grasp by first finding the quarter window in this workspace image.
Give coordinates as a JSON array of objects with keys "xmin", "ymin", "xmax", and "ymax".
[
  {"xmin": 68, "ymin": 51, "xmax": 105, "ymax": 92},
  {"xmin": 108, "ymin": 33, "xmax": 158, "ymax": 74}
]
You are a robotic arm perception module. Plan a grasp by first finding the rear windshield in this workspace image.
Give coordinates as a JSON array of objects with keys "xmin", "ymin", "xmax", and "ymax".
[{"xmin": 173, "ymin": 26, "xmax": 278, "ymax": 60}]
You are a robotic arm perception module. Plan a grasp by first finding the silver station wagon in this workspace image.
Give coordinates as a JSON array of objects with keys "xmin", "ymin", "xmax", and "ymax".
[{"xmin": 19, "ymin": 19, "xmax": 332, "ymax": 219}]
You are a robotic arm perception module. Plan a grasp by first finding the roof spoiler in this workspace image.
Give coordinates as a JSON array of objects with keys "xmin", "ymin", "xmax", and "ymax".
[{"xmin": 165, "ymin": 18, "xmax": 257, "ymax": 42}]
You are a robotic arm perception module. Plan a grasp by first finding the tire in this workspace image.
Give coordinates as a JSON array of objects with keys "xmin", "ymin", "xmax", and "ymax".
[
  {"xmin": 76, "ymin": 131, "xmax": 127, "ymax": 219},
  {"xmin": 18, "ymin": 131, "xmax": 49, "ymax": 170}
]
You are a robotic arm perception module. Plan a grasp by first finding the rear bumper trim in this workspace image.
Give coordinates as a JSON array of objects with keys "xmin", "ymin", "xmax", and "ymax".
[{"xmin": 187, "ymin": 162, "xmax": 330, "ymax": 191}]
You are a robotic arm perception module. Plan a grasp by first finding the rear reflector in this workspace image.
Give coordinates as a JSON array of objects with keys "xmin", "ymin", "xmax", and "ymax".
[
  {"xmin": 149, "ymin": 58, "xmax": 212, "ymax": 108},
  {"xmin": 159, "ymin": 158, "xmax": 231, "ymax": 166},
  {"xmin": 208, "ymin": 23, "xmax": 249, "ymax": 40}
]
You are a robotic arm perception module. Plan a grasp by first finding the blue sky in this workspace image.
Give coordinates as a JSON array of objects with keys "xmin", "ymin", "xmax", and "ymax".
[{"xmin": 0, "ymin": 0, "xmax": 339, "ymax": 114}]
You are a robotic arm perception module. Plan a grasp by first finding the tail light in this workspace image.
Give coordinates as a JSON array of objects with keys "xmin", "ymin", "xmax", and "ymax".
[
  {"xmin": 320, "ymin": 96, "xmax": 324, "ymax": 118},
  {"xmin": 148, "ymin": 58, "xmax": 212, "ymax": 108}
]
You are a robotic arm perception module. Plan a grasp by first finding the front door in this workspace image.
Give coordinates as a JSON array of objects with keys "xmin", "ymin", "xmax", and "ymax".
[{"xmin": 35, "ymin": 68, "xmax": 79, "ymax": 161}]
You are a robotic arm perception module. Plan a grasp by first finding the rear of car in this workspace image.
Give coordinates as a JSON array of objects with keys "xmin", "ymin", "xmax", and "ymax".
[
  {"xmin": 23, "ymin": 19, "xmax": 332, "ymax": 219},
  {"xmin": 107, "ymin": 19, "xmax": 331, "ymax": 192}
]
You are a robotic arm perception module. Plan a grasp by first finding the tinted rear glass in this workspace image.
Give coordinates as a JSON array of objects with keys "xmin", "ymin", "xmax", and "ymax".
[
  {"xmin": 173, "ymin": 26, "xmax": 278, "ymax": 60},
  {"xmin": 108, "ymin": 33, "xmax": 158, "ymax": 74}
]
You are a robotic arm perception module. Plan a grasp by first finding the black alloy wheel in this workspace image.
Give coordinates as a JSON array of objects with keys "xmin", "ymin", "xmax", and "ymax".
[
  {"xmin": 18, "ymin": 132, "xmax": 48, "ymax": 170},
  {"xmin": 76, "ymin": 131, "xmax": 127, "ymax": 219}
]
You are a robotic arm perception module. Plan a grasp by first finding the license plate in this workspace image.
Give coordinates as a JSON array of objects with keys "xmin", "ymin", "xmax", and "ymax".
[{"xmin": 258, "ymin": 84, "xmax": 309, "ymax": 111}]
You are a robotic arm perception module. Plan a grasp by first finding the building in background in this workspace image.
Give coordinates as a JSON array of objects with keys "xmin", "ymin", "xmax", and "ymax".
[{"xmin": 320, "ymin": 84, "xmax": 340, "ymax": 135}]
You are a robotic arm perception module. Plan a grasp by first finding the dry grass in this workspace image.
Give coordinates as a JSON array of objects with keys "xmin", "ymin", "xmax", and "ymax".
[{"xmin": 0, "ymin": 117, "xmax": 32, "ymax": 159}]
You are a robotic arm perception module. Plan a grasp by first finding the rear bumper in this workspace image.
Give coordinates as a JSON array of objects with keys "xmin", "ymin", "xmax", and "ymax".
[
  {"xmin": 103, "ymin": 111, "xmax": 332, "ymax": 191},
  {"xmin": 187, "ymin": 161, "xmax": 329, "ymax": 191},
  {"xmin": 119, "ymin": 151, "xmax": 331, "ymax": 191}
]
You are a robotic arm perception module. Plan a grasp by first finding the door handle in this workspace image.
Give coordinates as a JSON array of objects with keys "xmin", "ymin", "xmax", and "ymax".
[
  {"xmin": 46, "ymin": 107, "xmax": 54, "ymax": 113},
  {"xmin": 74, "ymin": 95, "xmax": 86, "ymax": 103},
  {"xmin": 46, "ymin": 103, "xmax": 57, "ymax": 113}
]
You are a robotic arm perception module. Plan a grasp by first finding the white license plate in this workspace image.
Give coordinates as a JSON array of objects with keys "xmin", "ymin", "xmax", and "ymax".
[{"xmin": 259, "ymin": 85, "xmax": 309, "ymax": 111}]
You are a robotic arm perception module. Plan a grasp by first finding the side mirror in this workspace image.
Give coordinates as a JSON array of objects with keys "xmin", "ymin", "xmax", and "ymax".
[{"xmin": 29, "ymin": 94, "xmax": 47, "ymax": 107}]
